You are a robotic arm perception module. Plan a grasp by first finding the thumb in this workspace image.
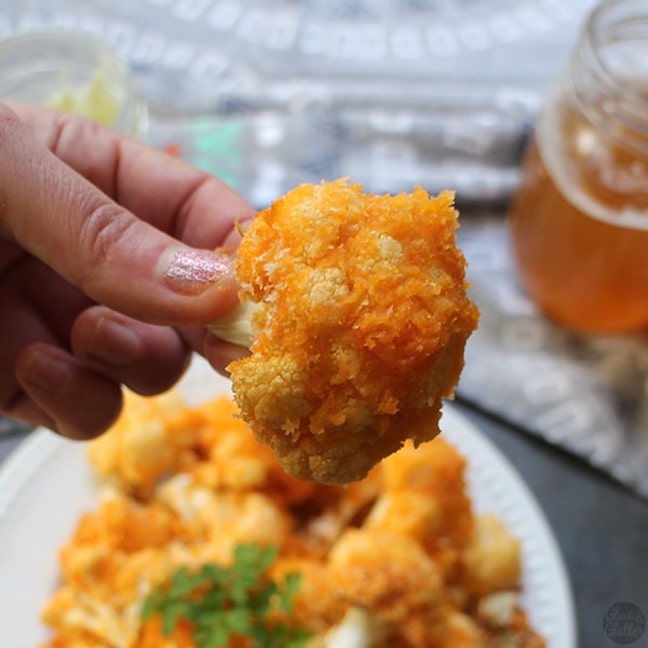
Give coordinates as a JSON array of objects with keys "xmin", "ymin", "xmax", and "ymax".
[{"xmin": 0, "ymin": 107, "xmax": 239, "ymax": 325}]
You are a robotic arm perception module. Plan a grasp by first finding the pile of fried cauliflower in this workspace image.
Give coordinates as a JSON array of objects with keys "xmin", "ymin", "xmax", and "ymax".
[{"xmin": 41, "ymin": 390, "xmax": 545, "ymax": 647}]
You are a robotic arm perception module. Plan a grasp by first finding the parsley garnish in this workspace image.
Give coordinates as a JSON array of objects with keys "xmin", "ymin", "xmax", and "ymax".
[{"xmin": 140, "ymin": 543, "xmax": 310, "ymax": 647}]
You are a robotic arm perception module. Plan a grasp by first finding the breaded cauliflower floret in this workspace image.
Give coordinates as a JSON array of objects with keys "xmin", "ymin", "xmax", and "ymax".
[
  {"xmin": 271, "ymin": 557, "xmax": 347, "ymax": 633},
  {"xmin": 378, "ymin": 439, "xmax": 473, "ymax": 540},
  {"xmin": 328, "ymin": 527, "xmax": 443, "ymax": 622},
  {"xmin": 227, "ymin": 179, "xmax": 479, "ymax": 484},
  {"xmin": 88, "ymin": 391, "xmax": 204, "ymax": 495},
  {"xmin": 461, "ymin": 514, "xmax": 522, "ymax": 596}
]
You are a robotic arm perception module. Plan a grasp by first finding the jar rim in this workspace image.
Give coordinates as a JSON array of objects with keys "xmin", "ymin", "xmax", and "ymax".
[
  {"xmin": 583, "ymin": 0, "xmax": 648, "ymax": 97},
  {"xmin": 576, "ymin": 0, "xmax": 648, "ymax": 150}
]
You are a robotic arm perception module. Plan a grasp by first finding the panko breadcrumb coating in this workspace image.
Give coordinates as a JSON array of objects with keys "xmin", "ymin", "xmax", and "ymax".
[{"xmin": 228, "ymin": 179, "xmax": 479, "ymax": 484}]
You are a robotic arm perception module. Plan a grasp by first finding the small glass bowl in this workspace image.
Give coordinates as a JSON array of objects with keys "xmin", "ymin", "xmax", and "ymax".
[{"xmin": 0, "ymin": 31, "xmax": 148, "ymax": 139}]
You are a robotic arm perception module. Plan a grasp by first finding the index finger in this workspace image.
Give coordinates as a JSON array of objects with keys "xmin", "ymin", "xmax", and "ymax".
[
  {"xmin": 10, "ymin": 104, "xmax": 255, "ymax": 250},
  {"xmin": 0, "ymin": 104, "xmax": 253, "ymax": 325}
]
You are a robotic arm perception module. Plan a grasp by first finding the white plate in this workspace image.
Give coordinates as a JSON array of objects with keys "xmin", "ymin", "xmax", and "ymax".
[{"xmin": 0, "ymin": 357, "xmax": 576, "ymax": 647}]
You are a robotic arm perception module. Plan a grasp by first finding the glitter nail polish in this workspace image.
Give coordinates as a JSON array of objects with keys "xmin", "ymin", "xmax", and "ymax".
[{"xmin": 163, "ymin": 249, "xmax": 235, "ymax": 296}]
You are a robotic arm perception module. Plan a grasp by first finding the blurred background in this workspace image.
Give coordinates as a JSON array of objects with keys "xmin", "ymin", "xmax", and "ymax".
[{"xmin": 1, "ymin": 0, "xmax": 597, "ymax": 205}]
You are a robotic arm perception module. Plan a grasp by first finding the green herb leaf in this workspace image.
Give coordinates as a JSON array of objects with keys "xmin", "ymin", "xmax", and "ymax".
[{"xmin": 140, "ymin": 543, "xmax": 310, "ymax": 647}]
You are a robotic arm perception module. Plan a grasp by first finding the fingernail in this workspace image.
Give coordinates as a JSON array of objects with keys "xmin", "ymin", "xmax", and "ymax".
[
  {"xmin": 88, "ymin": 316, "xmax": 141, "ymax": 365},
  {"xmin": 23, "ymin": 350, "xmax": 72, "ymax": 394},
  {"xmin": 162, "ymin": 249, "xmax": 235, "ymax": 296}
]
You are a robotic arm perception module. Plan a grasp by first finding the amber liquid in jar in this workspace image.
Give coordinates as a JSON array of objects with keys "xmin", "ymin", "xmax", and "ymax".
[{"xmin": 510, "ymin": 92, "xmax": 648, "ymax": 334}]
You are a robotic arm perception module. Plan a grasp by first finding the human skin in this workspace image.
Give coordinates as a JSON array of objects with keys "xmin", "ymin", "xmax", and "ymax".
[{"xmin": 0, "ymin": 103, "xmax": 253, "ymax": 440}]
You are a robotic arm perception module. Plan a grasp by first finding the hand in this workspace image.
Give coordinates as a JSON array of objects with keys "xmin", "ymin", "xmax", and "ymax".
[{"xmin": 0, "ymin": 103, "xmax": 254, "ymax": 439}]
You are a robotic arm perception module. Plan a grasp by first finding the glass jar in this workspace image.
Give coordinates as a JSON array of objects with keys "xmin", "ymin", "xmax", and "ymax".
[
  {"xmin": 0, "ymin": 31, "xmax": 148, "ymax": 139},
  {"xmin": 509, "ymin": 0, "xmax": 648, "ymax": 334}
]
